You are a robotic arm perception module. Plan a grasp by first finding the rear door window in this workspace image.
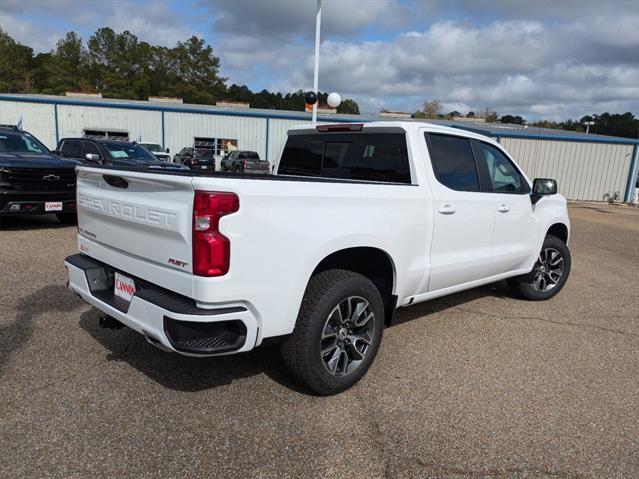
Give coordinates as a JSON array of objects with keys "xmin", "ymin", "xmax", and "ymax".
[
  {"xmin": 425, "ymin": 133, "xmax": 479, "ymax": 192},
  {"xmin": 60, "ymin": 140, "xmax": 83, "ymax": 158},
  {"xmin": 278, "ymin": 133, "xmax": 411, "ymax": 183}
]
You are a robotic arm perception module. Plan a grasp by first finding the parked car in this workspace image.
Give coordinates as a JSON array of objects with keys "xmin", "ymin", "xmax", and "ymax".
[
  {"xmin": 138, "ymin": 142, "xmax": 171, "ymax": 162},
  {"xmin": 56, "ymin": 138, "xmax": 186, "ymax": 171},
  {"xmin": 65, "ymin": 121, "xmax": 571, "ymax": 395},
  {"xmin": 173, "ymin": 147, "xmax": 216, "ymax": 170},
  {"xmin": 221, "ymin": 150, "xmax": 270, "ymax": 174},
  {"xmin": 0, "ymin": 125, "xmax": 78, "ymax": 224}
]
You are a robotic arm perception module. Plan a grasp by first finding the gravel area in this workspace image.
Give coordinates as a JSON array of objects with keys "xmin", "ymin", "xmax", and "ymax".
[{"xmin": 0, "ymin": 203, "xmax": 637, "ymax": 478}]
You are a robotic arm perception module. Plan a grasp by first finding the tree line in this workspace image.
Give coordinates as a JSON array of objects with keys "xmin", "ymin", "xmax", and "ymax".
[
  {"xmin": 414, "ymin": 100, "xmax": 639, "ymax": 139},
  {"xmin": 0, "ymin": 27, "xmax": 360, "ymax": 114}
]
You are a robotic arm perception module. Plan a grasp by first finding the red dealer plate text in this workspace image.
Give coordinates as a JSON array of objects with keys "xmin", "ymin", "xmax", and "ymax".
[{"xmin": 114, "ymin": 272, "xmax": 136, "ymax": 303}]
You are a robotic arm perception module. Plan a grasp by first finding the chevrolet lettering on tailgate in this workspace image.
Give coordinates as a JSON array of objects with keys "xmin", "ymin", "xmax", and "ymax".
[{"xmin": 78, "ymin": 193, "xmax": 177, "ymax": 229}]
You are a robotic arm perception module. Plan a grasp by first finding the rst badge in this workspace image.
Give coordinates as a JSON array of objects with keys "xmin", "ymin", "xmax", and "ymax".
[{"xmin": 168, "ymin": 258, "xmax": 188, "ymax": 268}]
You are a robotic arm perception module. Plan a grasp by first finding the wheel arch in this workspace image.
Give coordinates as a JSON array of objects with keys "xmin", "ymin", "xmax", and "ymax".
[
  {"xmin": 311, "ymin": 247, "xmax": 397, "ymax": 326},
  {"xmin": 547, "ymin": 222, "xmax": 569, "ymax": 244}
]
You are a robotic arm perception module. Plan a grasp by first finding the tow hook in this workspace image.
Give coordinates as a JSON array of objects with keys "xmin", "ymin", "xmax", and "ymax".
[{"xmin": 99, "ymin": 315, "xmax": 124, "ymax": 330}]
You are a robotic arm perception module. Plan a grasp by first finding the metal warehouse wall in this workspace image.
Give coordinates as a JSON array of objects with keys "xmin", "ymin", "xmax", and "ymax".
[
  {"xmin": 164, "ymin": 112, "xmax": 267, "ymax": 161},
  {"xmin": 3, "ymin": 96, "xmax": 637, "ymax": 203},
  {"xmin": 501, "ymin": 138, "xmax": 634, "ymax": 201},
  {"xmin": 57, "ymin": 105, "xmax": 163, "ymax": 145},
  {"xmin": 0, "ymin": 100, "xmax": 57, "ymax": 147}
]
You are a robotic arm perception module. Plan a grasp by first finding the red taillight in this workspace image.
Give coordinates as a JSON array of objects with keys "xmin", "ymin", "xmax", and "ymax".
[
  {"xmin": 316, "ymin": 123, "xmax": 363, "ymax": 132},
  {"xmin": 243, "ymin": 160, "xmax": 248, "ymax": 168},
  {"xmin": 192, "ymin": 191, "xmax": 239, "ymax": 276}
]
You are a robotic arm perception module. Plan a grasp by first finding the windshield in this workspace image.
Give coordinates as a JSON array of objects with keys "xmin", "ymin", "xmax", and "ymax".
[
  {"xmin": 141, "ymin": 143, "xmax": 162, "ymax": 152},
  {"xmin": 0, "ymin": 131, "xmax": 49, "ymax": 154},
  {"xmin": 100, "ymin": 142, "xmax": 157, "ymax": 162}
]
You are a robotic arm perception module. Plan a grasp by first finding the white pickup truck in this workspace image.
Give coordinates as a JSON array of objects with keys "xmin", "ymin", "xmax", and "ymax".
[{"xmin": 65, "ymin": 121, "xmax": 571, "ymax": 395}]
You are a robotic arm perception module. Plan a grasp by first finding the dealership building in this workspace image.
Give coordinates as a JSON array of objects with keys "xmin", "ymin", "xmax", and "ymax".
[{"xmin": 1, "ymin": 93, "xmax": 637, "ymax": 203}]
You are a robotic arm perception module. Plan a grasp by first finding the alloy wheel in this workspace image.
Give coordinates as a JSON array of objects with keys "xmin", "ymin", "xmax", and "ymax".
[
  {"xmin": 531, "ymin": 247, "xmax": 564, "ymax": 291},
  {"xmin": 320, "ymin": 296, "xmax": 375, "ymax": 376}
]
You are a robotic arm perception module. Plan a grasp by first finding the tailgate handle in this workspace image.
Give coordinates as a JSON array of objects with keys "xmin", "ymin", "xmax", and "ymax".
[{"xmin": 103, "ymin": 175, "xmax": 129, "ymax": 189}]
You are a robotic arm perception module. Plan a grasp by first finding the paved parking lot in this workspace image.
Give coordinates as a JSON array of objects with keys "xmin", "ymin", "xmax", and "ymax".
[{"xmin": 1, "ymin": 203, "xmax": 637, "ymax": 478}]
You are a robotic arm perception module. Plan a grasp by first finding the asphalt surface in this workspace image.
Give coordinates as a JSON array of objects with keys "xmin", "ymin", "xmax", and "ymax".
[{"xmin": 0, "ymin": 203, "xmax": 637, "ymax": 478}]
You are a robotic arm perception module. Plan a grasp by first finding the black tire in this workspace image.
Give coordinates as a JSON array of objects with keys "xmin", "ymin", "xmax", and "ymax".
[
  {"xmin": 509, "ymin": 234, "xmax": 571, "ymax": 301},
  {"xmin": 281, "ymin": 269, "xmax": 385, "ymax": 395},
  {"xmin": 56, "ymin": 212, "xmax": 77, "ymax": 225}
]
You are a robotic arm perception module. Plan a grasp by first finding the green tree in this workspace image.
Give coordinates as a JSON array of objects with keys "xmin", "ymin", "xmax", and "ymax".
[
  {"xmin": 0, "ymin": 28, "xmax": 35, "ymax": 92},
  {"xmin": 172, "ymin": 36, "xmax": 226, "ymax": 103},
  {"xmin": 483, "ymin": 108, "xmax": 498, "ymax": 123},
  {"xmin": 42, "ymin": 31, "xmax": 89, "ymax": 94},
  {"xmin": 414, "ymin": 100, "xmax": 442, "ymax": 119}
]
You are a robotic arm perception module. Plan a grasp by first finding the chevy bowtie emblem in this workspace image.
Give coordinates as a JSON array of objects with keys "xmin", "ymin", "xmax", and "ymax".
[{"xmin": 43, "ymin": 174, "xmax": 60, "ymax": 181}]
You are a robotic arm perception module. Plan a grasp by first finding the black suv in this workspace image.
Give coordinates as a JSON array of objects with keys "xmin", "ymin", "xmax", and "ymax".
[
  {"xmin": 56, "ymin": 138, "xmax": 186, "ymax": 170},
  {"xmin": 173, "ymin": 147, "xmax": 216, "ymax": 171},
  {"xmin": 0, "ymin": 125, "xmax": 78, "ymax": 224}
]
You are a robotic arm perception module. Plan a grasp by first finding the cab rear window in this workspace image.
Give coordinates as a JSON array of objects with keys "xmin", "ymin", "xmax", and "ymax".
[{"xmin": 278, "ymin": 133, "xmax": 411, "ymax": 184}]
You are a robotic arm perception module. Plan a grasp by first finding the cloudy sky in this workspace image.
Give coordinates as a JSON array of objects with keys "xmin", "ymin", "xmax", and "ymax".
[{"xmin": 1, "ymin": 0, "xmax": 638, "ymax": 120}]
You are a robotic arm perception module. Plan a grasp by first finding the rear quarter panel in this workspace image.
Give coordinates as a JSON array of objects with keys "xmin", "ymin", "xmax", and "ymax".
[{"xmin": 190, "ymin": 175, "xmax": 433, "ymax": 340}]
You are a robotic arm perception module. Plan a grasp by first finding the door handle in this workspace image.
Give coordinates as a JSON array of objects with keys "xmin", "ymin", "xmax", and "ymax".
[
  {"xmin": 438, "ymin": 204, "xmax": 456, "ymax": 215},
  {"xmin": 497, "ymin": 203, "xmax": 510, "ymax": 213}
]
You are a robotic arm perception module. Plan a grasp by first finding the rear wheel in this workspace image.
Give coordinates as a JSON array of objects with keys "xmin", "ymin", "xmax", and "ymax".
[
  {"xmin": 281, "ymin": 269, "xmax": 384, "ymax": 395},
  {"xmin": 509, "ymin": 235, "xmax": 571, "ymax": 300},
  {"xmin": 56, "ymin": 212, "xmax": 77, "ymax": 225}
]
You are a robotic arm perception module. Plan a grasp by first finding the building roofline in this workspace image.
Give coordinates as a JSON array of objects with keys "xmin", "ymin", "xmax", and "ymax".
[
  {"xmin": 1, "ymin": 93, "xmax": 637, "ymax": 145},
  {"xmin": 0, "ymin": 94, "xmax": 366, "ymax": 123}
]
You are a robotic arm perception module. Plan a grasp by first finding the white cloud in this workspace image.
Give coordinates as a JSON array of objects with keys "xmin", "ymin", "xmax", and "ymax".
[{"xmin": 1, "ymin": 0, "xmax": 637, "ymax": 120}]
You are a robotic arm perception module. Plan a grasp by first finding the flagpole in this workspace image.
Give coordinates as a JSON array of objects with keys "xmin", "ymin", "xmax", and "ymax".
[{"xmin": 312, "ymin": 0, "xmax": 322, "ymax": 125}]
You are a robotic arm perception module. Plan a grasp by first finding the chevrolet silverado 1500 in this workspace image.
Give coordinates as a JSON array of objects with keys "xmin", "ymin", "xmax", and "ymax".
[{"xmin": 65, "ymin": 122, "xmax": 571, "ymax": 395}]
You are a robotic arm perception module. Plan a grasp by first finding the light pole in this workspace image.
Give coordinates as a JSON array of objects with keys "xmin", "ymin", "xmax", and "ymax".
[
  {"xmin": 583, "ymin": 121, "xmax": 595, "ymax": 134},
  {"xmin": 312, "ymin": 0, "xmax": 322, "ymax": 125}
]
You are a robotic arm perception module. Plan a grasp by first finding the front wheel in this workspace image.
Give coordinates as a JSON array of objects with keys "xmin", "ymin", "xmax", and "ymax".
[
  {"xmin": 509, "ymin": 235, "xmax": 571, "ymax": 300},
  {"xmin": 281, "ymin": 269, "xmax": 385, "ymax": 395}
]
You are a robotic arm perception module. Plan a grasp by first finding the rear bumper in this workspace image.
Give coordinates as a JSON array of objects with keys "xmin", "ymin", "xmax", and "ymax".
[
  {"xmin": 65, "ymin": 253, "xmax": 259, "ymax": 356},
  {"xmin": 0, "ymin": 191, "xmax": 76, "ymax": 215},
  {"xmin": 186, "ymin": 163, "xmax": 215, "ymax": 171}
]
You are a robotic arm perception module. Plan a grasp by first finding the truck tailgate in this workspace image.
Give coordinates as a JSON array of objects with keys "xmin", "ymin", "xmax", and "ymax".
[{"xmin": 76, "ymin": 167, "xmax": 194, "ymax": 273}]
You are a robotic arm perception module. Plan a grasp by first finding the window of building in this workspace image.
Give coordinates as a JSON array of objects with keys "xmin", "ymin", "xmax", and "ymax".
[
  {"xmin": 83, "ymin": 130, "xmax": 129, "ymax": 141},
  {"xmin": 194, "ymin": 137, "xmax": 238, "ymax": 156}
]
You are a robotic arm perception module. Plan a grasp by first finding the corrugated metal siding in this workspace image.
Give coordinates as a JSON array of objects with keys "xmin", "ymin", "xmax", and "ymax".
[
  {"xmin": 164, "ymin": 112, "xmax": 266, "ymax": 161},
  {"xmin": 57, "ymin": 105, "xmax": 162, "ymax": 144},
  {"xmin": 0, "ymin": 100, "xmax": 57, "ymax": 148},
  {"xmin": 501, "ymin": 138, "xmax": 634, "ymax": 201}
]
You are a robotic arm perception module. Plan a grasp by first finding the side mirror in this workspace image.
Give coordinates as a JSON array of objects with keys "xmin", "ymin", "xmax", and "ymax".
[
  {"xmin": 165, "ymin": 148, "xmax": 170, "ymax": 153},
  {"xmin": 85, "ymin": 153, "xmax": 100, "ymax": 162},
  {"xmin": 531, "ymin": 178, "xmax": 557, "ymax": 204}
]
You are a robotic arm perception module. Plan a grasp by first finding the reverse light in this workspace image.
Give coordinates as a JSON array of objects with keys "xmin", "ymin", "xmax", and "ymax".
[{"xmin": 192, "ymin": 191, "xmax": 239, "ymax": 276}]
